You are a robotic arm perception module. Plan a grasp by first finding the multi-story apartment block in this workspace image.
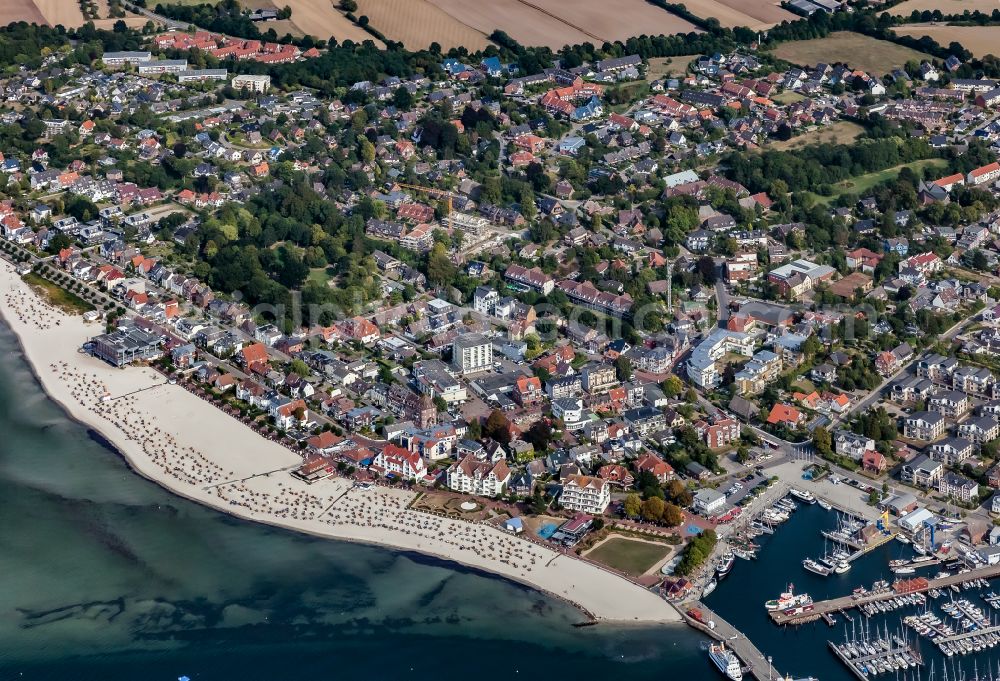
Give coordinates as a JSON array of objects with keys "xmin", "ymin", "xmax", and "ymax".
[
  {"xmin": 559, "ymin": 474, "xmax": 611, "ymax": 514},
  {"xmin": 452, "ymin": 333, "xmax": 493, "ymax": 375},
  {"xmin": 903, "ymin": 411, "xmax": 946, "ymax": 441},
  {"xmin": 446, "ymin": 456, "xmax": 511, "ymax": 497}
]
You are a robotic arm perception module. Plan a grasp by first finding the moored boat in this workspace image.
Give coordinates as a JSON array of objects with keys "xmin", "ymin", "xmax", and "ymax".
[
  {"xmin": 708, "ymin": 642, "xmax": 743, "ymax": 681},
  {"xmin": 789, "ymin": 488, "xmax": 816, "ymax": 504}
]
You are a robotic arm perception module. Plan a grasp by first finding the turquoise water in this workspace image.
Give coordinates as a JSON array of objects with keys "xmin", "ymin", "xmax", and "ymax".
[
  {"xmin": 537, "ymin": 523, "xmax": 558, "ymax": 539},
  {"xmin": 0, "ymin": 323, "xmax": 707, "ymax": 681}
]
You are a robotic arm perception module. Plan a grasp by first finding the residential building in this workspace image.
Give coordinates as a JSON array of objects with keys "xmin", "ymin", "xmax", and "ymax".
[
  {"xmin": 903, "ymin": 411, "xmax": 946, "ymax": 441},
  {"xmin": 901, "ymin": 454, "xmax": 944, "ymax": 487},
  {"xmin": 559, "ymin": 474, "xmax": 611, "ymax": 514},
  {"xmin": 929, "ymin": 436, "xmax": 975, "ymax": 466},
  {"xmin": 939, "ymin": 472, "xmax": 979, "ymax": 504},
  {"xmin": 451, "ymin": 333, "xmax": 493, "ymax": 374},
  {"xmin": 446, "ymin": 456, "xmax": 511, "ymax": 497}
]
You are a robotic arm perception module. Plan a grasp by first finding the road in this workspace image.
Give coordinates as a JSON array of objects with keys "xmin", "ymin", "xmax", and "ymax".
[
  {"xmin": 715, "ymin": 280, "xmax": 730, "ymax": 325},
  {"xmin": 124, "ymin": 2, "xmax": 187, "ymax": 29},
  {"xmin": 832, "ymin": 306, "xmax": 982, "ymax": 427}
]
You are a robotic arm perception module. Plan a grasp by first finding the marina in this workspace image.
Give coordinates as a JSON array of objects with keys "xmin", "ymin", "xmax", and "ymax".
[{"xmin": 703, "ymin": 501, "xmax": 1000, "ymax": 681}]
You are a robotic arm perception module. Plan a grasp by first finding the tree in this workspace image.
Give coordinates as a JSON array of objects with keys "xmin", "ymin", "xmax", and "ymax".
[
  {"xmin": 340, "ymin": 0, "xmax": 357, "ymax": 10},
  {"xmin": 426, "ymin": 243, "xmax": 455, "ymax": 287},
  {"xmin": 813, "ymin": 425, "xmax": 832, "ymax": 457},
  {"xmin": 483, "ymin": 409, "xmax": 511, "ymax": 444},
  {"xmin": 662, "ymin": 375, "xmax": 683, "ymax": 397},
  {"xmin": 641, "ymin": 496, "xmax": 665, "ymax": 522},
  {"xmin": 614, "ymin": 355, "xmax": 632, "ymax": 382},
  {"xmin": 289, "ymin": 359, "xmax": 311, "ymax": 377},
  {"xmin": 623, "ymin": 492, "xmax": 642, "ymax": 518},
  {"xmin": 662, "ymin": 502, "xmax": 684, "ymax": 527}
]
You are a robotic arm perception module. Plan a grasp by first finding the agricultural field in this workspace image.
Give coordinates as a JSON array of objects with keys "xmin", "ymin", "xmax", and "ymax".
[
  {"xmin": 645, "ymin": 54, "xmax": 702, "ymax": 81},
  {"xmin": 25, "ymin": 0, "xmax": 86, "ymax": 27},
  {"xmin": 886, "ymin": 0, "xmax": 1000, "ymax": 15},
  {"xmin": 585, "ymin": 536, "xmax": 672, "ymax": 577},
  {"xmin": 281, "ymin": 0, "xmax": 380, "ymax": 45},
  {"xmin": 894, "ymin": 24, "xmax": 1000, "ymax": 58},
  {"xmin": 772, "ymin": 31, "xmax": 933, "ymax": 75},
  {"xmin": 681, "ymin": 0, "xmax": 796, "ymax": 29},
  {"xmin": 422, "ymin": 0, "xmax": 698, "ymax": 50},
  {"xmin": 0, "ymin": 0, "xmax": 46, "ymax": 25},
  {"xmin": 767, "ymin": 120, "xmax": 866, "ymax": 151},
  {"xmin": 355, "ymin": 0, "xmax": 490, "ymax": 50}
]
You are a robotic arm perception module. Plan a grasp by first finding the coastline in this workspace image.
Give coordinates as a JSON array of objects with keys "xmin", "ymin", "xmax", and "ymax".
[{"xmin": 0, "ymin": 261, "xmax": 681, "ymax": 625}]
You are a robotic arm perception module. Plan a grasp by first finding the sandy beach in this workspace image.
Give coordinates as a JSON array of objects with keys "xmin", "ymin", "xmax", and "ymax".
[{"xmin": 0, "ymin": 261, "xmax": 679, "ymax": 623}]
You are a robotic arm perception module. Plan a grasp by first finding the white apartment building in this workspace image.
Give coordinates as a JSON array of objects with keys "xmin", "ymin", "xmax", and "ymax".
[
  {"xmin": 232, "ymin": 74, "xmax": 272, "ymax": 92},
  {"xmin": 452, "ymin": 333, "xmax": 493, "ymax": 374},
  {"xmin": 446, "ymin": 456, "xmax": 511, "ymax": 497},
  {"xmin": 560, "ymin": 474, "xmax": 611, "ymax": 514}
]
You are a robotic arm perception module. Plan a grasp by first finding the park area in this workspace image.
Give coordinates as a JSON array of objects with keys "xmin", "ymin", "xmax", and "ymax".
[
  {"xmin": 585, "ymin": 536, "xmax": 673, "ymax": 577},
  {"xmin": 806, "ymin": 158, "xmax": 946, "ymax": 204},
  {"xmin": 645, "ymin": 54, "xmax": 702, "ymax": 81},
  {"xmin": 767, "ymin": 121, "xmax": 866, "ymax": 152},
  {"xmin": 772, "ymin": 32, "xmax": 933, "ymax": 75}
]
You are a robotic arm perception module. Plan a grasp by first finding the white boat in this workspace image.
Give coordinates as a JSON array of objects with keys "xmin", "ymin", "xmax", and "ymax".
[
  {"xmin": 716, "ymin": 552, "xmax": 735, "ymax": 579},
  {"xmin": 788, "ymin": 488, "xmax": 816, "ymax": 504},
  {"xmin": 765, "ymin": 584, "xmax": 812, "ymax": 611},
  {"xmin": 709, "ymin": 642, "xmax": 744, "ymax": 681},
  {"xmin": 893, "ymin": 566, "xmax": 916, "ymax": 575},
  {"xmin": 818, "ymin": 499, "xmax": 832, "ymax": 511},
  {"xmin": 803, "ymin": 558, "xmax": 832, "ymax": 576},
  {"xmin": 835, "ymin": 560, "xmax": 851, "ymax": 574},
  {"xmin": 896, "ymin": 534, "xmax": 911, "ymax": 545},
  {"xmin": 703, "ymin": 578, "xmax": 718, "ymax": 598}
]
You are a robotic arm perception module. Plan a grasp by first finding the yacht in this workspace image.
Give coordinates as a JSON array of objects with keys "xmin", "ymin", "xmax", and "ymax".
[
  {"xmin": 703, "ymin": 578, "xmax": 718, "ymax": 598},
  {"xmin": 789, "ymin": 488, "xmax": 816, "ymax": 504},
  {"xmin": 708, "ymin": 643, "xmax": 743, "ymax": 681},
  {"xmin": 818, "ymin": 499, "xmax": 832, "ymax": 511},
  {"xmin": 803, "ymin": 558, "xmax": 832, "ymax": 576},
  {"xmin": 835, "ymin": 560, "xmax": 851, "ymax": 574}
]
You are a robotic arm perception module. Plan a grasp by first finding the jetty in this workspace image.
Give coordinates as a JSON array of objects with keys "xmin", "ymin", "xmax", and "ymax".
[
  {"xmin": 683, "ymin": 601, "xmax": 785, "ymax": 681},
  {"xmin": 828, "ymin": 639, "xmax": 922, "ymax": 680},
  {"xmin": 771, "ymin": 563, "xmax": 1000, "ymax": 626}
]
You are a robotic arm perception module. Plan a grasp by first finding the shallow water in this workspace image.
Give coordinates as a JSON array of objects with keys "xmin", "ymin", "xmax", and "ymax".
[{"xmin": 0, "ymin": 322, "xmax": 706, "ymax": 681}]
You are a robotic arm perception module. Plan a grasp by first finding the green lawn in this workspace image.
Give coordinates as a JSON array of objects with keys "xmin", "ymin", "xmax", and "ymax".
[
  {"xmin": 306, "ymin": 267, "xmax": 334, "ymax": 286},
  {"xmin": 585, "ymin": 537, "xmax": 671, "ymax": 576},
  {"xmin": 806, "ymin": 158, "xmax": 947, "ymax": 205},
  {"xmin": 22, "ymin": 273, "xmax": 95, "ymax": 315}
]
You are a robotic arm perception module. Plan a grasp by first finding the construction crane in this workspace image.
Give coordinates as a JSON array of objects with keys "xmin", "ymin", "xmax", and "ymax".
[{"xmin": 395, "ymin": 182, "xmax": 456, "ymax": 228}]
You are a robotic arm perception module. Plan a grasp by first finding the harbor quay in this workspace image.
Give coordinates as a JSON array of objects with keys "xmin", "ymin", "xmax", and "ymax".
[{"xmin": 771, "ymin": 564, "xmax": 1000, "ymax": 626}]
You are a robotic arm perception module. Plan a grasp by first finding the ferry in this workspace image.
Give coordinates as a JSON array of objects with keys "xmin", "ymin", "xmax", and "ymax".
[
  {"xmin": 788, "ymin": 488, "xmax": 816, "ymax": 504},
  {"xmin": 765, "ymin": 584, "xmax": 812, "ymax": 611},
  {"xmin": 716, "ymin": 551, "xmax": 735, "ymax": 579},
  {"xmin": 708, "ymin": 642, "xmax": 743, "ymax": 681},
  {"xmin": 817, "ymin": 499, "xmax": 832, "ymax": 511}
]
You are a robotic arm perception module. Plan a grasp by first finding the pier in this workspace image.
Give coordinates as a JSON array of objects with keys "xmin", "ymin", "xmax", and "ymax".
[
  {"xmin": 770, "ymin": 563, "xmax": 1000, "ymax": 626},
  {"xmin": 827, "ymin": 640, "xmax": 922, "ymax": 680},
  {"xmin": 683, "ymin": 601, "xmax": 785, "ymax": 681}
]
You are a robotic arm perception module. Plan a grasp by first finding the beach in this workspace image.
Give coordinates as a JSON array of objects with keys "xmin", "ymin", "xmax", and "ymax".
[{"xmin": 0, "ymin": 261, "xmax": 679, "ymax": 624}]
